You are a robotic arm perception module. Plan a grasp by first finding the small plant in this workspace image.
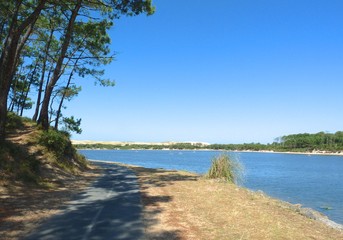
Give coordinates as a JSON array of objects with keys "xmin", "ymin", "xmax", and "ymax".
[{"xmin": 206, "ymin": 153, "xmax": 243, "ymax": 183}]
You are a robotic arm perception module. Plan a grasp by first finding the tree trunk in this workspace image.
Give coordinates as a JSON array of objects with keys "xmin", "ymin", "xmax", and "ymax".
[
  {"xmin": 7, "ymin": 63, "xmax": 24, "ymax": 112},
  {"xmin": 32, "ymin": 29, "xmax": 54, "ymax": 122},
  {"xmin": 38, "ymin": 0, "xmax": 82, "ymax": 130},
  {"xmin": 0, "ymin": 90, "xmax": 8, "ymax": 141},
  {"xmin": 0, "ymin": 0, "xmax": 46, "ymax": 140},
  {"xmin": 0, "ymin": 21, "xmax": 7, "ymax": 43},
  {"xmin": 20, "ymin": 62, "xmax": 37, "ymax": 116},
  {"xmin": 0, "ymin": 28, "xmax": 20, "ymax": 140},
  {"xmin": 55, "ymin": 72, "xmax": 73, "ymax": 129}
]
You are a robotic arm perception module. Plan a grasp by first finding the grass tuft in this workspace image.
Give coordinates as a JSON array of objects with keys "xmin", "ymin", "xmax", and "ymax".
[{"xmin": 206, "ymin": 153, "xmax": 243, "ymax": 183}]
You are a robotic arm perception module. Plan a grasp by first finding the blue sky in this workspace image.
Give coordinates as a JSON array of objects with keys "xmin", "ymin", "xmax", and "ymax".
[{"xmin": 65, "ymin": 0, "xmax": 343, "ymax": 144}]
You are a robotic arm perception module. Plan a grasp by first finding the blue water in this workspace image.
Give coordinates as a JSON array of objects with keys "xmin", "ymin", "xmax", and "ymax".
[{"xmin": 79, "ymin": 149, "xmax": 343, "ymax": 224}]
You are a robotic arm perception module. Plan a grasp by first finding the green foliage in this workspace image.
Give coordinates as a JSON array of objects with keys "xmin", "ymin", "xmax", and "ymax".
[
  {"xmin": 6, "ymin": 112, "xmax": 25, "ymax": 130},
  {"xmin": 1, "ymin": 114, "xmax": 89, "ymax": 187},
  {"xmin": 0, "ymin": 0, "xmax": 156, "ymax": 136},
  {"xmin": 38, "ymin": 128, "xmax": 88, "ymax": 172},
  {"xmin": 62, "ymin": 116, "xmax": 82, "ymax": 134},
  {"xmin": 6, "ymin": 111, "xmax": 32, "ymax": 130},
  {"xmin": 206, "ymin": 154, "xmax": 243, "ymax": 183},
  {"xmin": 270, "ymin": 132, "xmax": 343, "ymax": 152},
  {"xmin": 39, "ymin": 130, "xmax": 70, "ymax": 159}
]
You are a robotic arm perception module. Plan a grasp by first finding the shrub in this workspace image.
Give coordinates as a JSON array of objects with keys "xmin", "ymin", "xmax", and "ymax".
[
  {"xmin": 6, "ymin": 112, "xmax": 29, "ymax": 130},
  {"xmin": 39, "ymin": 130, "xmax": 70, "ymax": 158},
  {"xmin": 206, "ymin": 153, "xmax": 243, "ymax": 183},
  {"xmin": 38, "ymin": 129, "xmax": 88, "ymax": 172}
]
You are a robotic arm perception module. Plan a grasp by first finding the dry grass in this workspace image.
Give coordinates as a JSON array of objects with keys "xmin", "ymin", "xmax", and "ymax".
[
  {"xmin": 130, "ymin": 166, "xmax": 343, "ymax": 240},
  {"xmin": 2, "ymin": 159, "xmax": 342, "ymax": 240}
]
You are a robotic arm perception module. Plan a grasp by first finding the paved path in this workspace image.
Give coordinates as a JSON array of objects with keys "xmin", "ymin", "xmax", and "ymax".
[{"xmin": 24, "ymin": 162, "xmax": 144, "ymax": 240}]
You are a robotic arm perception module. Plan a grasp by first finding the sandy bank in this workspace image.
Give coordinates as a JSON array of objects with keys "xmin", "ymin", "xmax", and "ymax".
[
  {"xmin": 91, "ymin": 160, "xmax": 343, "ymax": 239},
  {"xmin": 2, "ymin": 159, "xmax": 342, "ymax": 240}
]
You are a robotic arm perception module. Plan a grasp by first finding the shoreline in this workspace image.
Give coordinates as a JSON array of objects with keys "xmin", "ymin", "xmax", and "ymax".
[
  {"xmin": 77, "ymin": 147, "xmax": 343, "ymax": 156},
  {"xmin": 88, "ymin": 159, "xmax": 343, "ymax": 231},
  {"xmin": 232, "ymin": 150, "xmax": 343, "ymax": 156}
]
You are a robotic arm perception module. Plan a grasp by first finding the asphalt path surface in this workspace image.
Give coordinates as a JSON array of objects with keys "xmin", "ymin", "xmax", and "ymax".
[{"xmin": 24, "ymin": 162, "xmax": 144, "ymax": 240}]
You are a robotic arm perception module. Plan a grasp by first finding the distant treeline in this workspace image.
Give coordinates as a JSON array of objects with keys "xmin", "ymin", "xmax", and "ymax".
[
  {"xmin": 74, "ymin": 132, "xmax": 343, "ymax": 153},
  {"xmin": 272, "ymin": 132, "xmax": 343, "ymax": 152},
  {"xmin": 74, "ymin": 143, "xmax": 207, "ymax": 150}
]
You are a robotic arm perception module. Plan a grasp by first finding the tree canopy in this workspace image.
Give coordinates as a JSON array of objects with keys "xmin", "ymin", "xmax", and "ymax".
[{"xmin": 0, "ymin": 0, "xmax": 155, "ymax": 140}]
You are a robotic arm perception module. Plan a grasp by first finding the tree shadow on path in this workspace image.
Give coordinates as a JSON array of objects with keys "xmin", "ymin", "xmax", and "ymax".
[
  {"xmin": 131, "ymin": 166, "xmax": 199, "ymax": 240},
  {"xmin": 23, "ymin": 162, "xmax": 183, "ymax": 240}
]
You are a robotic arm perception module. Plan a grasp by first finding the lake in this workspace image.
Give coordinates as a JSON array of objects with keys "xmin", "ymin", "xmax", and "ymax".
[{"xmin": 79, "ymin": 149, "xmax": 343, "ymax": 224}]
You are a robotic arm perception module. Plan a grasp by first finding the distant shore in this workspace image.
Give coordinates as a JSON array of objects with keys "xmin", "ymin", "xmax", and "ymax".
[
  {"xmin": 72, "ymin": 139, "xmax": 343, "ymax": 156},
  {"xmin": 75, "ymin": 146, "xmax": 343, "ymax": 156},
  {"xmin": 232, "ymin": 150, "xmax": 343, "ymax": 156}
]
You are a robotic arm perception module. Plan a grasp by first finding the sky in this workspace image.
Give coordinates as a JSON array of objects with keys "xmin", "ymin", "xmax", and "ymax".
[{"xmin": 63, "ymin": 0, "xmax": 343, "ymax": 144}]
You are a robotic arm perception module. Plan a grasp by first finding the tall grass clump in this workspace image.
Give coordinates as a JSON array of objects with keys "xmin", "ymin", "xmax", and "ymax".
[{"xmin": 206, "ymin": 153, "xmax": 243, "ymax": 183}]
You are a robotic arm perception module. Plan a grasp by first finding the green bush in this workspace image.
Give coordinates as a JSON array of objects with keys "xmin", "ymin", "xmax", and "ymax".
[
  {"xmin": 39, "ymin": 130, "xmax": 70, "ymax": 158},
  {"xmin": 6, "ymin": 112, "xmax": 27, "ymax": 130},
  {"xmin": 38, "ymin": 129, "xmax": 88, "ymax": 171},
  {"xmin": 206, "ymin": 154, "xmax": 243, "ymax": 183}
]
